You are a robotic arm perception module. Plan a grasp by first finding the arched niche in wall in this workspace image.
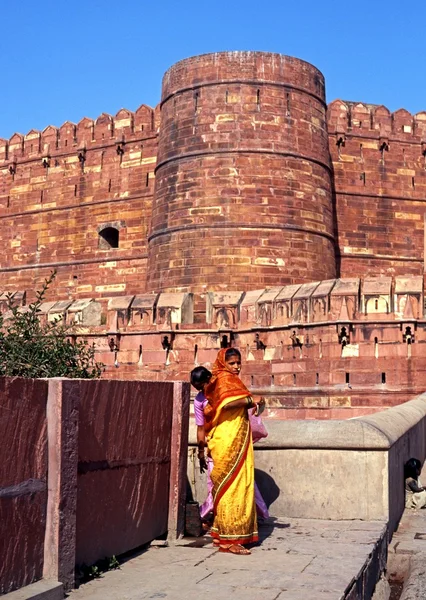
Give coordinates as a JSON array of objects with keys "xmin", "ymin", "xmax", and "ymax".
[{"xmin": 97, "ymin": 221, "xmax": 125, "ymax": 250}]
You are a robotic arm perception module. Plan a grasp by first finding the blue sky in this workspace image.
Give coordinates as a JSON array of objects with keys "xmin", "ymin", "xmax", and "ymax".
[{"xmin": 1, "ymin": 0, "xmax": 425, "ymax": 139}]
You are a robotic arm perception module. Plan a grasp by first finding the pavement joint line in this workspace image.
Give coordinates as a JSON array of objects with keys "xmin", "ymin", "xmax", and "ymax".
[
  {"xmin": 301, "ymin": 555, "xmax": 317, "ymax": 573},
  {"xmin": 193, "ymin": 549, "xmax": 217, "ymax": 566},
  {"xmin": 195, "ymin": 572, "xmax": 213, "ymax": 585}
]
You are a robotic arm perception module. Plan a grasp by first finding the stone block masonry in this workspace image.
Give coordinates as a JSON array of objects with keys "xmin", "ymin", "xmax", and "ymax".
[
  {"xmin": 2, "ymin": 50, "xmax": 426, "ymax": 397},
  {"xmin": 148, "ymin": 52, "xmax": 336, "ymax": 291},
  {"xmin": 0, "ymin": 106, "xmax": 159, "ymax": 299},
  {"xmin": 3, "ymin": 51, "xmax": 426, "ymax": 301}
]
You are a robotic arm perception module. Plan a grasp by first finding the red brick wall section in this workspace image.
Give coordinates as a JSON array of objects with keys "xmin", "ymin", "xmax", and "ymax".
[
  {"xmin": 0, "ymin": 105, "xmax": 159, "ymax": 301},
  {"xmin": 0, "ymin": 377, "xmax": 48, "ymax": 594},
  {"xmin": 76, "ymin": 379, "xmax": 175, "ymax": 566},
  {"xmin": 328, "ymin": 100, "xmax": 426, "ymax": 278},
  {"xmin": 147, "ymin": 52, "xmax": 336, "ymax": 292}
]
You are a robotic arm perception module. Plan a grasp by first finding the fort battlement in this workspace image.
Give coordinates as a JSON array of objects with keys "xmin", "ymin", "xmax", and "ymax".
[{"xmin": 0, "ymin": 104, "xmax": 159, "ymax": 161}]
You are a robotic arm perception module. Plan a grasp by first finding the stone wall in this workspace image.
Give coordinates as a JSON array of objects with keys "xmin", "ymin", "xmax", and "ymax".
[
  {"xmin": 328, "ymin": 100, "xmax": 426, "ymax": 278},
  {"xmin": 76, "ymin": 379, "xmax": 176, "ymax": 566},
  {"xmin": 2, "ymin": 52, "xmax": 426, "ymax": 303},
  {"xmin": 1, "ymin": 377, "xmax": 190, "ymax": 594},
  {"xmin": 2, "ymin": 51, "xmax": 426, "ymax": 411},
  {"xmin": 188, "ymin": 393, "xmax": 426, "ymax": 535},
  {"xmin": 15, "ymin": 275, "xmax": 423, "ymax": 416},
  {"xmin": 0, "ymin": 106, "xmax": 159, "ymax": 299},
  {"xmin": 0, "ymin": 377, "xmax": 48, "ymax": 595}
]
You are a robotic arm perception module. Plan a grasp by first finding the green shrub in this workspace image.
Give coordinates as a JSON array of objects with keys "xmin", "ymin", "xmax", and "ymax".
[{"xmin": 0, "ymin": 271, "xmax": 104, "ymax": 379}]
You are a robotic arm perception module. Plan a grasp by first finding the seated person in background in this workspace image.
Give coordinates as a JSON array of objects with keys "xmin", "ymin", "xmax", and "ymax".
[{"xmin": 405, "ymin": 458, "xmax": 426, "ymax": 509}]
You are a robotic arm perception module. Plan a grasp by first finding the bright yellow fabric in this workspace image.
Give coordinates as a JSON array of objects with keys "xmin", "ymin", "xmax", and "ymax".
[{"xmin": 208, "ymin": 396, "xmax": 258, "ymax": 545}]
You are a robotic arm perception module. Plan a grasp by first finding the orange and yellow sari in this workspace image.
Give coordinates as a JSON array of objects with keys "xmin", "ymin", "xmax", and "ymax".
[{"xmin": 204, "ymin": 349, "xmax": 258, "ymax": 546}]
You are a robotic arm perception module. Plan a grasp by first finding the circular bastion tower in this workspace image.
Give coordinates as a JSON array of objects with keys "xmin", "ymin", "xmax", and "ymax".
[{"xmin": 147, "ymin": 51, "xmax": 336, "ymax": 292}]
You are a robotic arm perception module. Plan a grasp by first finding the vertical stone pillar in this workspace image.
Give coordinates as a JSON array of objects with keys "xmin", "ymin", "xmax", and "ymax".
[
  {"xmin": 43, "ymin": 379, "xmax": 80, "ymax": 590},
  {"xmin": 167, "ymin": 381, "xmax": 190, "ymax": 540}
]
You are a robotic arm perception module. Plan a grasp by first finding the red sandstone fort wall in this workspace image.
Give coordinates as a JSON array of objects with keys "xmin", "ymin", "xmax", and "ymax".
[
  {"xmin": 2, "ymin": 53, "xmax": 426, "ymax": 301},
  {"xmin": 1, "ymin": 52, "xmax": 426, "ymax": 412},
  {"xmin": 0, "ymin": 105, "xmax": 159, "ymax": 299},
  {"xmin": 328, "ymin": 100, "xmax": 426, "ymax": 278}
]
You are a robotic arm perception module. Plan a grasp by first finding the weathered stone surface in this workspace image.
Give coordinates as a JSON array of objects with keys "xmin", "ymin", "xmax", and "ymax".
[
  {"xmin": 43, "ymin": 380, "xmax": 80, "ymax": 591},
  {"xmin": 67, "ymin": 299, "xmax": 101, "ymax": 326},
  {"xmin": 0, "ymin": 377, "xmax": 48, "ymax": 594},
  {"xmin": 76, "ymin": 379, "xmax": 176, "ymax": 566},
  {"xmin": 2, "ymin": 579, "xmax": 63, "ymax": 600},
  {"xmin": 0, "ymin": 494, "xmax": 47, "ymax": 595}
]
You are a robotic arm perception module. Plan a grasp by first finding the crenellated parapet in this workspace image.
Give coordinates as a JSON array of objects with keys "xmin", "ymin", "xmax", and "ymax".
[
  {"xmin": 4, "ymin": 276, "xmax": 424, "ymax": 334},
  {"xmin": 0, "ymin": 104, "xmax": 159, "ymax": 166},
  {"xmin": 328, "ymin": 100, "xmax": 426, "ymax": 141}
]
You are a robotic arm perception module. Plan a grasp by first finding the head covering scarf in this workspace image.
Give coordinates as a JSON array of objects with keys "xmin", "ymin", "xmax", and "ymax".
[{"xmin": 204, "ymin": 348, "xmax": 250, "ymax": 433}]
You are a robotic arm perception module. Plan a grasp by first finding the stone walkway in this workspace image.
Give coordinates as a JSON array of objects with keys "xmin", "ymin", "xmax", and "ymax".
[
  {"xmin": 388, "ymin": 508, "xmax": 426, "ymax": 599},
  {"xmin": 69, "ymin": 518, "xmax": 386, "ymax": 600}
]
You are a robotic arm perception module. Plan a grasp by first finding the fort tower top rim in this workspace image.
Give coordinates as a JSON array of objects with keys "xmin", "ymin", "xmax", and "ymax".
[
  {"xmin": 162, "ymin": 50, "xmax": 324, "ymax": 80},
  {"xmin": 161, "ymin": 51, "xmax": 326, "ymax": 102}
]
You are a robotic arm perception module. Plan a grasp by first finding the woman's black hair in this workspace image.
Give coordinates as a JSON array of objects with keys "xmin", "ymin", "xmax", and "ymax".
[
  {"xmin": 224, "ymin": 348, "xmax": 241, "ymax": 361},
  {"xmin": 190, "ymin": 366, "xmax": 212, "ymax": 387},
  {"xmin": 404, "ymin": 457, "xmax": 422, "ymax": 479}
]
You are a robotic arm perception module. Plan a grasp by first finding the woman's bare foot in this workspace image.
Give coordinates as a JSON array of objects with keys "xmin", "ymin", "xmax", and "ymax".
[{"xmin": 218, "ymin": 544, "xmax": 251, "ymax": 555}]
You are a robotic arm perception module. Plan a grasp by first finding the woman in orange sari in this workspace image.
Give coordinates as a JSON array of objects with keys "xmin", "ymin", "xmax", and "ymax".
[{"xmin": 204, "ymin": 348, "xmax": 265, "ymax": 555}]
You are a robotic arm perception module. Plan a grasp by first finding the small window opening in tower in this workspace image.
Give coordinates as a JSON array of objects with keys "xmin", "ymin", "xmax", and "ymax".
[
  {"xmin": 99, "ymin": 226, "xmax": 119, "ymax": 249},
  {"xmin": 375, "ymin": 299, "xmax": 378, "ymax": 310}
]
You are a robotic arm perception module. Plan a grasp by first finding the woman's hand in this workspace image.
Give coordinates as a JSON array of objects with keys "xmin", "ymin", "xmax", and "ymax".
[
  {"xmin": 254, "ymin": 397, "xmax": 266, "ymax": 416},
  {"xmin": 199, "ymin": 454, "xmax": 208, "ymax": 474}
]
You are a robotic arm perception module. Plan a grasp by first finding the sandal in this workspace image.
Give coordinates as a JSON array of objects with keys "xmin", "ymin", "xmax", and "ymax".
[{"xmin": 218, "ymin": 544, "xmax": 251, "ymax": 555}]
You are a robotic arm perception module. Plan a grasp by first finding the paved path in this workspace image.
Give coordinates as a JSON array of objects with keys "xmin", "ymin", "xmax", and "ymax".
[
  {"xmin": 69, "ymin": 518, "xmax": 386, "ymax": 600},
  {"xmin": 388, "ymin": 508, "xmax": 426, "ymax": 599}
]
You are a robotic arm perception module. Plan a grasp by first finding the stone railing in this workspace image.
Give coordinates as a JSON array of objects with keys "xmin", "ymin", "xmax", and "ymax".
[{"xmin": 188, "ymin": 393, "xmax": 426, "ymax": 535}]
